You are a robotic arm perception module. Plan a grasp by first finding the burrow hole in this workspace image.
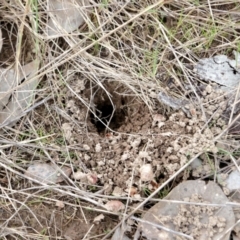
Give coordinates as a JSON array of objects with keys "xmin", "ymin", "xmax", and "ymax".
[{"xmin": 89, "ymin": 86, "xmax": 128, "ymax": 133}]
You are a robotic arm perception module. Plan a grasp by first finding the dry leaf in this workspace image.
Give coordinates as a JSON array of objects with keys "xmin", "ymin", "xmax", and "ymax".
[
  {"xmin": 46, "ymin": 0, "xmax": 90, "ymax": 37},
  {"xmin": 25, "ymin": 163, "xmax": 71, "ymax": 184},
  {"xmin": 0, "ymin": 60, "xmax": 39, "ymax": 125},
  {"xmin": 0, "ymin": 28, "xmax": 2, "ymax": 53},
  {"xmin": 93, "ymin": 214, "xmax": 105, "ymax": 223},
  {"xmin": 104, "ymin": 200, "xmax": 125, "ymax": 212}
]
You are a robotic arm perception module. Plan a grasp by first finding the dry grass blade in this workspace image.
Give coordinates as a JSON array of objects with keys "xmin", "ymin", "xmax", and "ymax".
[
  {"xmin": 132, "ymin": 216, "xmax": 193, "ymax": 240},
  {"xmin": 0, "ymin": 28, "xmax": 2, "ymax": 53}
]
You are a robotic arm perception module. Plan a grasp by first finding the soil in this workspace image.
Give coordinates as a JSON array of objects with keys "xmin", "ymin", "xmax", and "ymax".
[
  {"xmin": 1, "ymin": 4, "xmax": 240, "ymax": 239},
  {"xmin": 1, "ymin": 77, "xmax": 238, "ymax": 239},
  {"xmin": 0, "ymin": 192, "xmax": 118, "ymax": 240},
  {"xmin": 61, "ymin": 79, "xmax": 228, "ymax": 190}
]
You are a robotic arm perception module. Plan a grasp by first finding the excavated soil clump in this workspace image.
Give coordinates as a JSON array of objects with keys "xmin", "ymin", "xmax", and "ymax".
[{"xmin": 58, "ymin": 81, "xmax": 233, "ymax": 194}]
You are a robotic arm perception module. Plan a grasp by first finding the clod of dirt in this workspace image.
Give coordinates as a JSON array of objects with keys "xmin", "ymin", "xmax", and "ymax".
[
  {"xmin": 72, "ymin": 170, "xmax": 97, "ymax": 184},
  {"xmin": 25, "ymin": 163, "xmax": 71, "ymax": 184},
  {"xmin": 93, "ymin": 214, "xmax": 105, "ymax": 224},
  {"xmin": 55, "ymin": 200, "xmax": 65, "ymax": 209},
  {"xmin": 140, "ymin": 164, "xmax": 154, "ymax": 182},
  {"xmin": 104, "ymin": 200, "xmax": 125, "ymax": 212},
  {"xmin": 194, "ymin": 51, "xmax": 240, "ymax": 90},
  {"xmin": 137, "ymin": 180, "xmax": 235, "ymax": 240}
]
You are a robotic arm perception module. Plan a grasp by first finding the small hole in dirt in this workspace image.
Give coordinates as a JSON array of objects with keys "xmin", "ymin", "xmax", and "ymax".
[
  {"xmin": 90, "ymin": 104, "xmax": 114, "ymax": 132},
  {"xmin": 90, "ymin": 100, "xmax": 126, "ymax": 133},
  {"xmin": 219, "ymin": 161, "xmax": 229, "ymax": 169},
  {"xmin": 86, "ymin": 83, "xmax": 129, "ymax": 133},
  {"xmin": 162, "ymin": 16, "xmax": 167, "ymax": 23}
]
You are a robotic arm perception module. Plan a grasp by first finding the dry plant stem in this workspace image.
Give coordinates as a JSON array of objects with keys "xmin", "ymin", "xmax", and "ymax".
[
  {"xmin": 0, "ymin": 227, "xmax": 41, "ymax": 239},
  {"xmin": 28, "ymin": 0, "xmax": 166, "ymax": 82},
  {"xmin": 230, "ymin": 155, "xmax": 240, "ymax": 173},
  {"xmin": 0, "ymin": 157, "xmax": 105, "ymax": 209},
  {"xmin": 120, "ymin": 166, "xmax": 136, "ymax": 239},
  {"xmin": 102, "ymin": 152, "xmax": 202, "ymax": 239},
  {"xmin": 131, "ymin": 216, "xmax": 193, "ymax": 240},
  {"xmin": 228, "ymin": 84, "xmax": 240, "ymax": 126},
  {"xmin": 0, "ymin": 96, "xmax": 52, "ymax": 129},
  {"xmin": 15, "ymin": 0, "xmax": 29, "ymax": 67},
  {"xmin": 222, "ymin": 218, "xmax": 240, "ymax": 238},
  {"xmin": 0, "ymin": 187, "xmax": 42, "ymax": 228},
  {"xmin": 88, "ymin": 233, "xmax": 109, "ymax": 240},
  {"xmin": 207, "ymin": 0, "xmax": 215, "ymax": 24},
  {"xmin": 213, "ymin": 153, "xmax": 218, "ymax": 182},
  {"xmin": 0, "ymin": 134, "xmax": 54, "ymax": 149},
  {"xmin": 154, "ymin": 17, "xmax": 207, "ymax": 120},
  {"xmin": 82, "ymin": 224, "xmax": 94, "ymax": 240},
  {"xmin": 3, "ymin": 183, "xmax": 235, "ymax": 209},
  {"xmin": 217, "ymin": 112, "xmax": 240, "ymax": 139}
]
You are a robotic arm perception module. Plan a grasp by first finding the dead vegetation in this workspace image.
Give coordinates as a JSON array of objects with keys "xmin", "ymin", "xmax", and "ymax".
[{"xmin": 0, "ymin": 0, "xmax": 240, "ymax": 239}]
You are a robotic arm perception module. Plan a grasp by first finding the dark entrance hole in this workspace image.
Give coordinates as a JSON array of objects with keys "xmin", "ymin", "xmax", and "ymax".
[
  {"xmin": 90, "ymin": 100, "xmax": 126, "ymax": 133},
  {"xmin": 90, "ymin": 97, "xmax": 127, "ymax": 133},
  {"xmin": 90, "ymin": 103, "xmax": 114, "ymax": 132}
]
